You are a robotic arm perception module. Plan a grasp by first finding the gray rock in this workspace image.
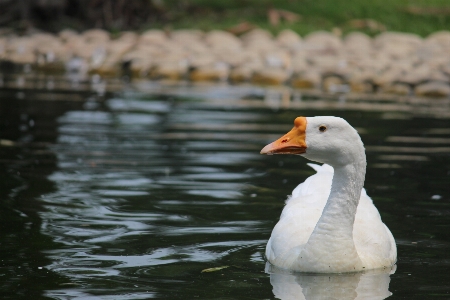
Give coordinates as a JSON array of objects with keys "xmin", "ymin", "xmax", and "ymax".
[
  {"xmin": 276, "ymin": 29, "xmax": 302, "ymax": 50},
  {"xmin": 190, "ymin": 62, "xmax": 229, "ymax": 81},
  {"xmin": 379, "ymin": 83, "xmax": 411, "ymax": 95},
  {"xmin": 252, "ymin": 68, "xmax": 291, "ymax": 85},
  {"xmin": 291, "ymin": 71, "xmax": 321, "ymax": 89},
  {"xmin": 415, "ymin": 82, "xmax": 450, "ymax": 97}
]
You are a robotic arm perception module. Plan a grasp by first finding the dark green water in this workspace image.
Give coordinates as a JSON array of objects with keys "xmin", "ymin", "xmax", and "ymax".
[{"xmin": 0, "ymin": 76, "xmax": 449, "ymax": 299}]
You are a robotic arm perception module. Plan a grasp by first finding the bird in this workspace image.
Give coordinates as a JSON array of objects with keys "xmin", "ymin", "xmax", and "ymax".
[{"xmin": 260, "ymin": 116, "xmax": 396, "ymax": 273}]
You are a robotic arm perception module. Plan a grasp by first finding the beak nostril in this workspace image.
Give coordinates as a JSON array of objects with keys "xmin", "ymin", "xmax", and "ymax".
[{"xmin": 281, "ymin": 139, "xmax": 288, "ymax": 143}]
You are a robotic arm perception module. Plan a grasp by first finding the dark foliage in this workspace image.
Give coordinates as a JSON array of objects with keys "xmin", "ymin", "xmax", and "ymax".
[{"xmin": 0, "ymin": 0, "xmax": 171, "ymax": 32}]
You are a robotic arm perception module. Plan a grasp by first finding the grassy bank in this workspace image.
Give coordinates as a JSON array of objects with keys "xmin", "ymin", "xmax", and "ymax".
[
  {"xmin": 1, "ymin": 0, "xmax": 449, "ymax": 36},
  {"xmin": 158, "ymin": 0, "xmax": 450, "ymax": 36}
]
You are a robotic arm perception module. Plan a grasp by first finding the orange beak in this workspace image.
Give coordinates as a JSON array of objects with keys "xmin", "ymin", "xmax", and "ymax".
[{"xmin": 260, "ymin": 116, "xmax": 307, "ymax": 155}]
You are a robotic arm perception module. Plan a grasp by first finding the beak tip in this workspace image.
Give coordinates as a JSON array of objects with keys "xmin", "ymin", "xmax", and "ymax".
[{"xmin": 260, "ymin": 144, "xmax": 272, "ymax": 155}]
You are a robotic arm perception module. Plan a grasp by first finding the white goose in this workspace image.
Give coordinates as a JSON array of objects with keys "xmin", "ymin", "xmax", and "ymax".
[{"xmin": 261, "ymin": 116, "xmax": 396, "ymax": 273}]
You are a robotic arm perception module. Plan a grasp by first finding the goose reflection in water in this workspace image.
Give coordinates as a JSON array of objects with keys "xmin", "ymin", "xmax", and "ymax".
[{"xmin": 267, "ymin": 263, "xmax": 396, "ymax": 300}]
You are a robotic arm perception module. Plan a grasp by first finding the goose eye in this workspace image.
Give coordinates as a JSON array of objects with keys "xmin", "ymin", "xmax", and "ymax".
[{"xmin": 319, "ymin": 125, "xmax": 327, "ymax": 132}]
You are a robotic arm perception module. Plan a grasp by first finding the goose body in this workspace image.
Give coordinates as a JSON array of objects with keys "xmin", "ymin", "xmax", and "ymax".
[{"xmin": 261, "ymin": 116, "xmax": 396, "ymax": 273}]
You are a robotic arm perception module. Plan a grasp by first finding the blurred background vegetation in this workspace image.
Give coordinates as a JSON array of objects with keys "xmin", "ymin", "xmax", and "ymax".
[{"xmin": 1, "ymin": 0, "xmax": 450, "ymax": 36}]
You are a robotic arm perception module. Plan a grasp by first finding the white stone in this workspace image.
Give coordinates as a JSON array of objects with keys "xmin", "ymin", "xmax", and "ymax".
[{"xmin": 415, "ymin": 82, "xmax": 450, "ymax": 97}]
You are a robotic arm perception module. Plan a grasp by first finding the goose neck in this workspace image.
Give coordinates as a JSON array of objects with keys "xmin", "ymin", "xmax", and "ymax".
[{"xmin": 312, "ymin": 158, "xmax": 366, "ymax": 239}]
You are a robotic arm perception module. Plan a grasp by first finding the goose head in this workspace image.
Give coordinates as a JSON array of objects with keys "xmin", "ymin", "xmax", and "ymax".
[{"xmin": 260, "ymin": 116, "xmax": 365, "ymax": 167}]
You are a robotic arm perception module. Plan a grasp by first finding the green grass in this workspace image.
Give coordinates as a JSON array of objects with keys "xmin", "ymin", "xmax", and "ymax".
[{"xmin": 153, "ymin": 0, "xmax": 450, "ymax": 36}]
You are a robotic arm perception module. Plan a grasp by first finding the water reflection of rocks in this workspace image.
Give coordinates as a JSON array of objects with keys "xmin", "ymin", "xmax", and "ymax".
[{"xmin": 267, "ymin": 264, "xmax": 395, "ymax": 300}]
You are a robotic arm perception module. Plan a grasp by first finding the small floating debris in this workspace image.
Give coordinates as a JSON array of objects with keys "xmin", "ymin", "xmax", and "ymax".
[
  {"xmin": 201, "ymin": 266, "xmax": 229, "ymax": 273},
  {"xmin": 0, "ymin": 139, "xmax": 16, "ymax": 147}
]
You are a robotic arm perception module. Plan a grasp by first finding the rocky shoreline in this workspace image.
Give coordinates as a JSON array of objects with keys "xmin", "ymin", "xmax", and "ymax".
[{"xmin": 1, "ymin": 28, "xmax": 450, "ymax": 98}]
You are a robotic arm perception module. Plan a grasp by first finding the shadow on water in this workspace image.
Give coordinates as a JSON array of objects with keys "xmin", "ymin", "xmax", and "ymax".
[{"xmin": 0, "ymin": 75, "xmax": 449, "ymax": 299}]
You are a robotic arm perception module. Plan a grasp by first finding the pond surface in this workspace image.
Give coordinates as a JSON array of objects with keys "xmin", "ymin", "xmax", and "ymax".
[{"xmin": 0, "ymin": 75, "xmax": 450, "ymax": 299}]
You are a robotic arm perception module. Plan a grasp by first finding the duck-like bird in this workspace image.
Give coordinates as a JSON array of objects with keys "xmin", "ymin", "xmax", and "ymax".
[{"xmin": 261, "ymin": 116, "xmax": 396, "ymax": 273}]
